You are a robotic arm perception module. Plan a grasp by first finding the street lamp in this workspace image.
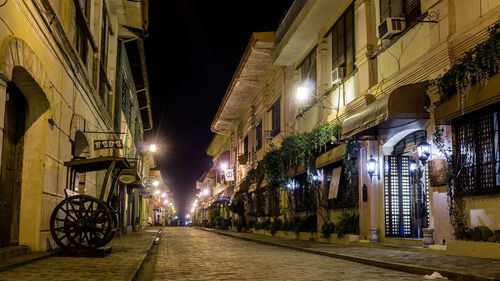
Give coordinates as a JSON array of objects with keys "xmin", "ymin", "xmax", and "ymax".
[
  {"xmin": 163, "ymin": 199, "xmax": 168, "ymax": 204},
  {"xmin": 153, "ymin": 180, "xmax": 159, "ymax": 187},
  {"xmin": 149, "ymin": 144, "xmax": 157, "ymax": 153},
  {"xmin": 203, "ymin": 189, "xmax": 209, "ymax": 196},
  {"xmin": 161, "ymin": 193, "xmax": 167, "ymax": 198},
  {"xmin": 154, "ymin": 190, "xmax": 160, "ymax": 195},
  {"xmin": 220, "ymin": 162, "xmax": 228, "ymax": 170},
  {"xmin": 409, "ymin": 159, "xmax": 417, "ymax": 174}
]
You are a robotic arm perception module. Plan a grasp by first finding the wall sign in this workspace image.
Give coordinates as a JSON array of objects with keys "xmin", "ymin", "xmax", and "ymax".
[
  {"xmin": 94, "ymin": 140, "xmax": 123, "ymax": 150},
  {"xmin": 119, "ymin": 174, "xmax": 136, "ymax": 184},
  {"xmin": 224, "ymin": 169, "xmax": 234, "ymax": 181}
]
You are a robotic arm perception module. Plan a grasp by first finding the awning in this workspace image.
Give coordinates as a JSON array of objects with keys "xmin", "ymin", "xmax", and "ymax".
[
  {"xmin": 341, "ymin": 82, "xmax": 429, "ymax": 139},
  {"xmin": 64, "ymin": 157, "xmax": 129, "ymax": 172},
  {"xmin": 315, "ymin": 145, "xmax": 346, "ymax": 169},
  {"xmin": 434, "ymin": 73, "xmax": 500, "ymax": 123}
]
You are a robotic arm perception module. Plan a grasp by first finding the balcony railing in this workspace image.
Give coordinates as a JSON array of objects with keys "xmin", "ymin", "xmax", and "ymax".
[{"xmin": 275, "ymin": 0, "xmax": 307, "ymax": 44}]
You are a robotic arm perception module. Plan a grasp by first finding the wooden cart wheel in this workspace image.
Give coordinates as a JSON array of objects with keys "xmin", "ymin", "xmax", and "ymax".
[{"xmin": 50, "ymin": 195, "xmax": 113, "ymax": 252}]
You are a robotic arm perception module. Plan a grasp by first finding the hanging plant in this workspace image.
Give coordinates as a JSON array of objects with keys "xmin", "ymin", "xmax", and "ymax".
[{"xmin": 429, "ymin": 20, "xmax": 500, "ymax": 106}]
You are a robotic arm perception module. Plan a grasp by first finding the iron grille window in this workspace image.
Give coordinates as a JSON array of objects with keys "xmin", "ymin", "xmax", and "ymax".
[
  {"xmin": 255, "ymin": 120, "xmax": 262, "ymax": 151},
  {"xmin": 330, "ymin": 4, "xmax": 355, "ymax": 75},
  {"xmin": 453, "ymin": 108, "xmax": 500, "ymax": 195},
  {"xmin": 379, "ymin": 0, "xmax": 421, "ymax": 25},
  {"xmin": 325, "ymin": 163, "xmax": 359, "ymax": 209}
]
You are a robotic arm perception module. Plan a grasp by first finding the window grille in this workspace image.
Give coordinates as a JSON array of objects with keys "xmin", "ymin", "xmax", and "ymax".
[{"xmin": 454, "ymin": 108, "xmax": 500, "ymax": 194}]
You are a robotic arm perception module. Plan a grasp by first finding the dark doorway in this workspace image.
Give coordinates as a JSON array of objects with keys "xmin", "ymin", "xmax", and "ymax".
[{"xmin": 0, "ymin": 83, "xmax": 27, "ymax": 247}]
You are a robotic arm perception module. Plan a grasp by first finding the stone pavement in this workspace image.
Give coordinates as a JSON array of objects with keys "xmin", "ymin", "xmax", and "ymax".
[
  {"xmin": 201, "ymin": 228, "xmax": 500, "ymax": 281},
  {"xmin": 139, "ymin": 227, "xmax": 425, "ymax": 281},
  {"xmin": 0, "ymin": 228, "xmax": 160, "ymax": 281}
]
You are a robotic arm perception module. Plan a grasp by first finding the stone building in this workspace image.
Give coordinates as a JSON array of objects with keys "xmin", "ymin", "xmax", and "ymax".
[
  {"xmin": 0, "ymin": 0, "xmax": 154, "ymax": 253},
  {"xmin": 209, "ymin": 0, "xmax": 500, "ymax": 259}
]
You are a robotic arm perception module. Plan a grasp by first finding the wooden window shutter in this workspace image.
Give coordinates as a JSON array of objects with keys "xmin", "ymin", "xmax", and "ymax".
[
  {"xmin": 337, "ymin": 18, "xmax": 345, "ymax": 67},
  {"xmin": 332, "ymin": 24, "xmax": 339, "ymax": 68},
  {"xmin": 390, "ymin": 0, "xmax": 404, "ymax": 17},
  {"xmin": 404, "ymin": 0, "xmax": 421, "ymax": 23},
  {"xmin": 345, "ymin": 5, "xmax": 355, "ymax": 73},
  {"xmin": 380, "ymin": 0, "xmax": 391, "ymax": 21}
]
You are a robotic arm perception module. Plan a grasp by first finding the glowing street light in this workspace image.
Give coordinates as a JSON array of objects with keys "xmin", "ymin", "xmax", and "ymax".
[
  {"xmin": 191, "ymin": 207, "xmax": 195, "ymax": 213},
  {"xmin": 161, "ymin": 193, "xmax": 167, "ymax": 198},
  {"xmin": 154, "ymin": 190, "xmax": 160, "ymax": 195},
  {"xmin": 220, "ymin": 162, "xmax": 228, "ymax": 170},
  {"xmin": 149, "ymin": 144, "xmax": 157, "ymax": 153},
  {"xmin": 203, "ymin": 189, "xmax": 209, "ymax": 196},
  {"xmin": 153, "ymin": 180, "xmax": 159, "ymax": 187},
  {"xmin": 186, "ymin": 214, "xmax": 190, "ymax": 219},
  {"xmin": 163, "ymin": 199, "xmax": 168, "ymax": 204}
]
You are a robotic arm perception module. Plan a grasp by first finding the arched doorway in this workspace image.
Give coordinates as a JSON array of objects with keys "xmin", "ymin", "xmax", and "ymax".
[
  {"xmin": 0, "ymin": 83, "xmax": 27, "ymax": 246},
  {"xmin": 383, "ymin": 130, "xmax": 429, "ymax": 238}
]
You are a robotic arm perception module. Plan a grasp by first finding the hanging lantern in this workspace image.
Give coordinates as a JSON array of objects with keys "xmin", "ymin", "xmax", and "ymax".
[
  {"xmin": 409, "ymin": 159, "xmax": 417, "ymax": 174},
  {"xmin": 417, "ymin": 141, "xmax": 431, "ymax": 165}
]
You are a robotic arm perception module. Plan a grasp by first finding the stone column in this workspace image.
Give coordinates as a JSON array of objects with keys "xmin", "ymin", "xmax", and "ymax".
[{"xmin": 354, "ymin": 0, "xmax": 377, "ymax": 93}]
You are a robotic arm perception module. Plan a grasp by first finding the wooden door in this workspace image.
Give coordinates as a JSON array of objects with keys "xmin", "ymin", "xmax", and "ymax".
[{"xmin": 0, "ymin": 84, "xmax": 27, "ymax": 247}]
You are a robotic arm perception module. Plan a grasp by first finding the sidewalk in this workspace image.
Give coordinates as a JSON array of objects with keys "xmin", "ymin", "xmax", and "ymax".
[
  {"xmin": 200, "ymin": 228, "xmax": 500, "ymax": 281},
  {"xmin": 0, "ymin": 228, "xmax": 160, "ymax": 281}
]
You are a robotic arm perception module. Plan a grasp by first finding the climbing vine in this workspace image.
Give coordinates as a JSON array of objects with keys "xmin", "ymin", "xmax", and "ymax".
[
  {"xmin": 432, "ymin": 126, "xmax": 468, "ymax": 239},
  {"xmin": 429, "ymin": 20, "xmax": 500, "ymax": 108}
]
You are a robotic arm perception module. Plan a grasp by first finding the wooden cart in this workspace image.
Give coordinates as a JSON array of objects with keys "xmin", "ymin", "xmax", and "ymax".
[{"xmin": 50, "ymin": 157, "xmax": 129, "ymax": 252}]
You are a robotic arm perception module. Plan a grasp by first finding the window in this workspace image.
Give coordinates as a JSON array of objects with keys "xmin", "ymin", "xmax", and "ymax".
[
  {"xmin": 298, "ymin": 48, "xmax": 316, "ymax": 84},
  {"xmin": 243, "ymin": 135, "xmax": 249, "ymax": 156},
  {"xmin": 74, "ymin": 0, "xmax": 91, "ymax": 64},
  {"xmin": 453, "ymin": 107, "xmax": 500, "ymax": 194},
  {"xmin": 99, "ymin": 3, "xmax": 111, "ymax": 109},
  {"xmin": 379, "ymin": 0, "xmax": 421, "ymax": 25},
  {"xmin": 270, "ymin": 98, "xmax": 281, "ymax": 135},
  {"xmin": 255, "ymin": 120, "xmax": 262, "ymax": 151},
  {"xmin": 331, "ymin": 4, "xmax": 355, "ymax": 75}
]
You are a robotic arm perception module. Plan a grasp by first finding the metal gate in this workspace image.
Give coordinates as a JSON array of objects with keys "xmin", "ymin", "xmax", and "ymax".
[{"xmin": 384, "ymin": 155, "xmax": 413, "ymax": 237}]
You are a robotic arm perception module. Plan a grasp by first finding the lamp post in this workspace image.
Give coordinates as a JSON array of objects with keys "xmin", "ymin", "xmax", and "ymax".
[{"xmin": 416, "ymin": 141, "xmax": 431, "ymax": 165}]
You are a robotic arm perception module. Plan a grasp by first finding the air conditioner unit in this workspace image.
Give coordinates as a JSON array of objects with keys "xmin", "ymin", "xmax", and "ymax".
[
  {"xmin": 331, "ymin": 67, "xmax": 346, "ymax": 84},
  {"xmin": 264, "ymin": 130, "xmax": 276, "ymax": 140},
  {"xmin": 378, "ymin": 17, "xmax": 405, "ymax": 39}
]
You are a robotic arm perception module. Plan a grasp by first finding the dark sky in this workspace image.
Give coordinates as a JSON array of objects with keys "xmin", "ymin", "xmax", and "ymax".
[{"xmin": 144, "ymin": 1, "xmax": 294, "ymax": 219}]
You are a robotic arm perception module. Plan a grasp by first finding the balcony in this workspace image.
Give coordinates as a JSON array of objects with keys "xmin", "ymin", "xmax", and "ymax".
[
  {"xmin": 274, "ymin": 0, "xmax": 352, "ymax": 66},
  {"xmin": 275, "ymin": 0, "xmax": 307, "ymax": 45}
]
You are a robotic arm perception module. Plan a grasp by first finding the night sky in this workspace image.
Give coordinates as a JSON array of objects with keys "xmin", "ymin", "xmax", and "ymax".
[{"xmin": 144, "ymin": 1, "xmax": 294, "ymax": 219}]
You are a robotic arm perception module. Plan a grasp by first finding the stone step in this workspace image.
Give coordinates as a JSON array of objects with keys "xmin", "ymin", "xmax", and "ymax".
[{"xmin": 0, "ymin": 246, "xmax": 31, "ymax": 260}]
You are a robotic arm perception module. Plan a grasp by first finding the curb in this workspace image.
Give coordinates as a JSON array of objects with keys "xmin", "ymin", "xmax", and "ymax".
[
  {"xmin": 128, "ymin": 229, "xmax": 162, "ymax": 281},
  {"xmin": 199, "ymin": 228, "xmax": 498, "ymax": 281}
]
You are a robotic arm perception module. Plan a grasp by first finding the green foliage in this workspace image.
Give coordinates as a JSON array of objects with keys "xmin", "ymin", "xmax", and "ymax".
[
  {"xmin": 342, "ymin": 139, "xmax": 358, "ymax": 190},
  {"xmin": 270, "ymin": 218, "xmax": 283, "ymax": 236},
  {"xmin": 255, "ymin": 218, "xmax": 271, "ymax": 231},
  {"xmin": 246, "ymin": 161, "xmax": 265, "ymax": 185},
  {"xmin": 321, "ymin": 222, "xmax": 336, "ymax": 239},
  {"xmin": 430, "ymin": 20, "xmax": 500, "ymax": 103},
  {"xmin": 335, "ymin": 211, "xmax": 359, "ymax": 239},
  {"xmin": 229, "ymin": 195, "xmax": 245, "ymax": 217},
  {"xmin": 262, "ymin": 123, "xmax": 342, "ymax": 190},
  {"xmin": 299, "ymin": 214, "xmax": 317, "ymax": 234}
]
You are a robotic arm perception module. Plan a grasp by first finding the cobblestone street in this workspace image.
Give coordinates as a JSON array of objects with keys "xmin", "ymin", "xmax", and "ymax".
[{"xmin": 139, "ymin": 227, "xmax": 425, "ymax": 281}]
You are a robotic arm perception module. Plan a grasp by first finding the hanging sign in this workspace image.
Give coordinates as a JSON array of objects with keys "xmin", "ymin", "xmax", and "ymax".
[
  {"xmin": 119, "ymin": 174, "xmax": 136, "ymax": 184},
  {"xmin": 94, "ymin": 140, "xmax": 123, "ymax": 150},
  {"xmin": 224, "ymin": 169, "xmax": 235, "ymax": 181}
]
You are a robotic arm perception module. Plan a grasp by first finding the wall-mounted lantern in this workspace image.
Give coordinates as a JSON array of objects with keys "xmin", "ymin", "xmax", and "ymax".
[
  {"xmin": 367, "ymin": 154, "xmax": 378, "ymax": 182},
  {"xmin": 417, "ymin": 141, "xmax": 431, "ymax": 165}
]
